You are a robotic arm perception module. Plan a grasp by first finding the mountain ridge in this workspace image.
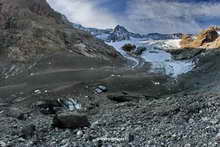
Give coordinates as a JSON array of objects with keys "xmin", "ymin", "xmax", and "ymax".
[{"xmin": 72, "ymin": 23, "xmax": 183, "ymax": 42}]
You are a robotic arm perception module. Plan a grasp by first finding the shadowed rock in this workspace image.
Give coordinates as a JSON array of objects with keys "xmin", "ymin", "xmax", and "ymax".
[
  {"xmin": 107, "ymin": 94, "xmax": 140, "ymax": 103},
  {"xmin": 52, "ymin": 112, "xmax": 90, "ymax": 129}
]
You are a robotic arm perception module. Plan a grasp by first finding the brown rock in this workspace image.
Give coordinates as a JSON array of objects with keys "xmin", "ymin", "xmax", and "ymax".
[
  {"xmin": 180, "ymin": 35, "xmax": 193, "ymax": 48},
  {"xmin": 180, "ymin": 27, "xmax": 219, "ymax": 49}
]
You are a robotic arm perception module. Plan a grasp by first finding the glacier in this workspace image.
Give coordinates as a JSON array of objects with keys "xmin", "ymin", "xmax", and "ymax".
[{"xmin": 107, "ymin": 39, "xmax": 195, "ymax": 77}]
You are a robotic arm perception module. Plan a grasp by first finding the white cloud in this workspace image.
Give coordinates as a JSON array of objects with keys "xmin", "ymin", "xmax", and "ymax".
[
  {"xmin": 120, "ymin": 0, "xmax": 220, "ymax": 33},
  {"xmin": 47, "ymin": 0, "xmax": 220, "ymax": 34},
  {"xmin": 47, "ymin": 0, "xmax": 118, "ymax": 29}
]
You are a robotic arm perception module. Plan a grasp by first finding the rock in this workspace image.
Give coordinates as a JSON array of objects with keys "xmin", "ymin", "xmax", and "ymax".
[
  {"xmin": 98, "ymin": 85, "xmax": 107, "ymax": 92},
  {"xmin": 0, "ymin": 141, "xmax": 6, "ymax": 147},
  {"xmin": 215, "ymin": 132, "xmax": 220, "ymax": 143},
  {"xmin": 180, "ymin": 35, "xmax": 194, "ymax": 48},
  {"xmin": 35, "ymin": 100, "xmax": 61, "ymax": 114},
  {"xmin": 34, "ymin": 89, "xmax": 41, "ymax": 95},
  {"xmin": 107, "ymin": 94, "xmax": 140, "ymax": 103},
  {"xmin": 76, "ymin": 130, "xmax": 83, "ymax": 138},
  {"xmin": 184, "ymin": 144, "xmax": 191, "ymax": 147},
  {"xmin": 127, "ymin": 133, "xmax": 135, "ymax": 142},
  {"xmin": 134, "ymin": 46, "xmax": 147, "ymax": 55},
  {"xmin": 21, "ymin": 124, "xmax": 36, "ymax": 139},
  {"xmin": 122, "ymin": 44, "xmax": 136, "ymax": 52},
  {"xmin": 95, "ymin": 85, "xmax": 108, "ymax": 94},
  {"xmin": 7, "ymin": 107, "xmax": 26, "ymax": 120},
  {"xmin": 95, "ymin": 88, "xmax": 103, "ymax": 94},
  {"xmin": 180, "ymin": 27, "xmax": 219, "ymax": 49},
  {"xmin": 52, "ymin": 112, "xmax": 90, "ymax": 129}
]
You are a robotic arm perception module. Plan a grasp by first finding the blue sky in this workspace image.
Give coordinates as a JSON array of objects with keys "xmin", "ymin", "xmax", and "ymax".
[{"xmin": 47, "ymin": 0, "xmax": 220, "ymax": 34}]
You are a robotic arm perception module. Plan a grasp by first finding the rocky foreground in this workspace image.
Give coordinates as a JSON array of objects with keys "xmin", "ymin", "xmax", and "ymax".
[{"xmin": 1, "ymin": 0, "xmax": 220, "ymax": 147}]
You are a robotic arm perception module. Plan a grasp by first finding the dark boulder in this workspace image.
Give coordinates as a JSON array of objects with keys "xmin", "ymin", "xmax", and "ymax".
[
  {"xmin": 20, "ymin": 124, "xmax": 36, "ymax": 139},
  {"xmin": 34, "ymin": 100, "xmax": 61, "ymax": 114},
  {"xmin": 52, "ymin": 112, "xmax": 90, "ymax": 129},
  {"xmin": 107, "ymin": 94, "xmax": 140, "ymax": 103},
  {"xmin": 6, "ymin": 107, "xmax": 26, "ymax": 120}
]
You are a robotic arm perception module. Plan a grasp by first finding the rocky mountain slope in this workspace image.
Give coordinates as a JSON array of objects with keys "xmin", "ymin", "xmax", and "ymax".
[{"xmin": 0, "ymin": 0, "xmax": 119, "ymax": 62}]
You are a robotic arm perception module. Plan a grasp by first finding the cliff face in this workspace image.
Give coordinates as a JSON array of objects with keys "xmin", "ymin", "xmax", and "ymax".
[
  {"xmin": 0, "ymin": 0, "xmax": 118, "ymax": 62},
  {"xmin": 180, "ymin": 27, "xmax": 220, "ymax": 49}
]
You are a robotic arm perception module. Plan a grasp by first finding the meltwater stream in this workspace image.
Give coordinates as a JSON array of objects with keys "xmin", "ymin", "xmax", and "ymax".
[{"xmin": 107, "ymin": 39, "xmax": 195, "ymax": 77}]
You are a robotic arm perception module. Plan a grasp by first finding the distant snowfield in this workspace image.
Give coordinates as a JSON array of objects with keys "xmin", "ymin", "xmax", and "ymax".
[{"xmin": 107, "ymin": 39, "xmax": 195, "ymax": 77}]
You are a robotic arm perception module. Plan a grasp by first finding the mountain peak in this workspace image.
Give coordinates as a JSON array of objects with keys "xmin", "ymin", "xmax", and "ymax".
[{"xmin": 113, "ymin": 25, "xmax": 129, "ymax": 33}]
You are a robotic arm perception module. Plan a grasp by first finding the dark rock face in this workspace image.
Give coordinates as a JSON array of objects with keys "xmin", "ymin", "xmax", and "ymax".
[
  {"xmin": 52, "ymin": 112, "xmax": 90, "ymax": 129},
  {"xmin": 0, "ymin": 0, "xmax": 119, "ymax": 62}
]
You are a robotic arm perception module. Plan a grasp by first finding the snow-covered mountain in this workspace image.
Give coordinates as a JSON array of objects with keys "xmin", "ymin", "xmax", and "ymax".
[{"xmin": 72, "ymin": 23, "xmax": 183, "ymax": 42}]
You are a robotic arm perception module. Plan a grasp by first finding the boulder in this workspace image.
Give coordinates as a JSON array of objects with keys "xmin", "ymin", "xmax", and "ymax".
[
  {"xmin": 107, "ymin": 94, "xmax": 140, "ymax": 103},
  {"xmin": 134, "ymin": 46, "xmax": 147, "ymax": 55},
  {"xmin": 122, "ymin": 44, "xmax": 136, "ymax": 52},
  {"xmin": 52, "ymin": 112, "xmax": 90, "ymax": 129},
  {"xmin": 21, "ymin": 124, "xmax": 36, "ymax": 139},
  {"xmin": 6, "ymin": 107, "xmax": 26, "ymax": 120},
  {"xmin": 34, "ymin": 100, "xmax": 61, "ymax": 114},
  {"xmin": 0, "ymin": 141, "xmax": 6, "ymax": 147},
  {"xmin": 95, "ymin": 85, "xmax": 108, "ymax": 94}
]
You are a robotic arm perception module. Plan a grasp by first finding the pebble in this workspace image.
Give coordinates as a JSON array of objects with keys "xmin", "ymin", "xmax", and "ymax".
[
  {"xmin": 188, "ymin": 119, "xmax": 194, "ymax": 124},
  {"xmin": 210, "ymin": 119, "xmax": 219, "ymax": 125},
  {"xmin": 0, "ymin": 141, "xmax": 6, "ymax": 147},
  {"xmin": 77, "ymin": 130, "xmax": 83, "ymax": 138},
  {"xmin": 184, "ymin": 143, "xmax": 191, "ymax": 147},
  {"xmin": 215, "ymin": 132, "xmax": 220, "ymax": 143},
  {"xmin": 201, "ymin": 117, "xmax": 209, "ymax": 122}
]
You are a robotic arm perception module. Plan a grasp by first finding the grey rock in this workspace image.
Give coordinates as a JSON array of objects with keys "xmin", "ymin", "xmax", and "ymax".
[
  {"xmin": 98, "ymin": 85, "xmax": 107, "ymax": 92},
  {"xmin": 21, "ymin": 124, "xmax": 36, "ymax": 139},
  {"xmin": 134, "ymin": 46, "xmax": 146, "ymax": 55},
  {"xmin": 7, "ymin": 107, "xmax": 26, "ymax": 120},
  {"xmin": 95, "ymin": 88, "xmax": 103, "ymax": 94},
  {"xmin": 77, "ymin": 130, "xmax": 83, "ymax": 138},
  {"xmin": 35, "ymin": 100, "xmax": 61, "ymax": 114},
  {"xmin": 0, "ymin": 141, "xmax": 6, "ymax": 147}
]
